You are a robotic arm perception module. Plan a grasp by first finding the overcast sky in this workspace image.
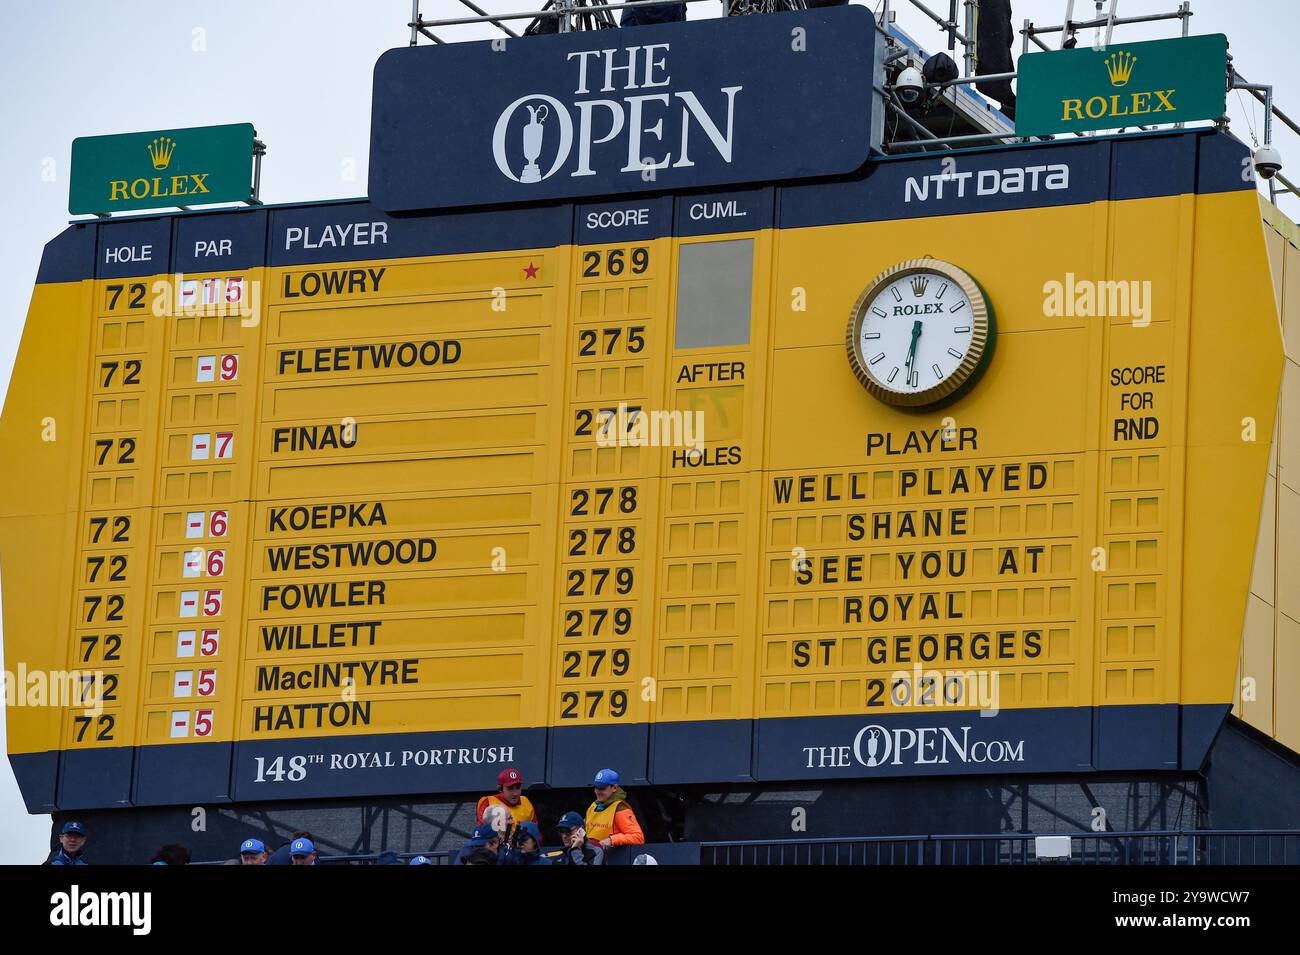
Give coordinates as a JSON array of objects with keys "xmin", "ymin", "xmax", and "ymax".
[{"xmin": 1, "ymin": 0, "xmax": 1296, "ymax": 864}]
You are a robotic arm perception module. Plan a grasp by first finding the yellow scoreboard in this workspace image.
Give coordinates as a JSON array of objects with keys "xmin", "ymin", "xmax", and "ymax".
[{"xmin": 0, "ymin": 129, "xmax": 1283, "ymax": 810}]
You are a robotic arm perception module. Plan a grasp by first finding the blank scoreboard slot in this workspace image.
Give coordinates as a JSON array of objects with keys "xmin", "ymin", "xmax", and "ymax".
[
  {"xmin": 266, "ymin": 328, "xmax": 550, "ymax": 382},
  {"xmin": 656, "ymin": 679, "xmax": 739, "ymax": 721},
  {"xmin": 262, "ymin": 366, "xmax": 553, "ymax": 420},
  {"xmin": 257, "ymin": 409, "xmax": 545, "ymax": 461},
  {"xmin": 249, "ymin": 607, "xmax": 535, "ymax": 658},
  {"xmin": 239, "ymin": 691, "xmax": 528, "ymax": 738},
  {"xmin": 90, "ymin": 396, "xmax": 144, "ymax": 433},
  {"xmin": 170, "ymin": 312, "xmax": 252, "ymax": 351},
  {"xmin": 249, "ymin": 567, "xmax": 536, "ymax": 619},
  {"xmin": 254, "ymin": 527, "xmax": 535, "ymax": 577},
  {"xmin": 253, "ymin": 488, "xmax": 542, "ymax": 539},
  {"xmin": 671, "ymin": 384, "xmax": 745, "ymax": 441},
  {"xmin": 260, "ymin": 447, "xmax": 550, "ymax": 498},
  {"xmin": 241, "ymin": 647, "xmax": 533, "ymax": 698},
  {"xmin": 268, "ymin": 292, "xmax": 550, "ymax": 342},
  {"xmin": 570, "ymin": 358, "xmax": 652, "ymax": 402},
  {"xmin": 165, "ymin": 390, "xmax": 242, "ymax": 428}
]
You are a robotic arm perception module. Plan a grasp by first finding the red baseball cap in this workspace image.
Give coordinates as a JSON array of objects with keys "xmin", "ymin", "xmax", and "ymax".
[{"xmin": 498, "ymin": 768, "xmax": 524, "ymax": 787}]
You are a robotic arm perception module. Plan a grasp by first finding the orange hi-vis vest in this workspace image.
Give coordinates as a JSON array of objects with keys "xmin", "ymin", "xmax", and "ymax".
[{"xmin": 476, "ymin": 793, "xmax": 536, "ymax": 827}]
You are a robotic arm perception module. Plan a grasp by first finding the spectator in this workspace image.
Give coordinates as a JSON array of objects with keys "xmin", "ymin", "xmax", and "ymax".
[
  {"xmin": 554, "ymin": 811, "xmax": 603, "ymax": 866},
  {"xmin": 289, "ymin": 837, "xmax": 318, "ymax": 865},
  {"xmin": 409, "ymin": 855, "xmax": 434, "ymax": 866},
  {"xmin": 46, "ymin": 821, "xmax": 89, "ymax": 866},
  {"xmin": 585, "ymin": 768, "xmax": 644, "ymax": 849},
  {"xmin": 463, "ymin": 847, "xmax": 499, "ymax": 865},
  {"xmin": 504, "ymin": 821, "xmax": 551, "ymax": 866},
  {"xmin": 454, "ymin": 822, "xmax": 504, "ymax": 865},
  {"xmin": 476, "ymin": 768, "xmax": 537, "ymax": 828},
  {"xmin": 148, "ymin": 844, "xmax": 191, "ymax": 866},
  {"xmin": 266, "ymin": 830, "xmax": 315, "ymax": 865},
  {"xmin": 239, "ymin": 838, "xmax": 268, "ymax": 865}
]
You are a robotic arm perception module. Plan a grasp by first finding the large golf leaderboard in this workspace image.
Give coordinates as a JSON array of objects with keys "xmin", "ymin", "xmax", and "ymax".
[{"xmin": 1, "ymin": 8, "xmax": 1283, "ymax": 812}]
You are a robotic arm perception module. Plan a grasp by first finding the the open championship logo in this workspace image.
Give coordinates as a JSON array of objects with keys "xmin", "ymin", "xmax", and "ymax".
[
  {"xmin": 494, "ymin": 95, "xmax": 571, "ymax": 184},
  {"xmin": 489, "ymin": 46, "xmax": 742, "ymax": 187},
  {"xmin": 803, "ymin": 724, "xmax": 1028, "ymax": 770}
]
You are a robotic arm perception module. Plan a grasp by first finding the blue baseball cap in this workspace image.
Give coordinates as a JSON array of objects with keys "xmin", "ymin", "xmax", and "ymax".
[
  {"xmin": 240, "ymin": 838, "xmax": 265, "ymax": 854},
  {"xmin": 472, "ymin": 823, "xmax": 498, "ymax": 841},
  {"xmin": 289, "ymin": 838, "xmax": 315, "ymax": 856},
  {"xmin": 61, "ymin": 821, "xmax": 86, "ymax": 836},
  {"xmin": 556, "ymin": 811, "xmax": 585, "ymax": 830},
  {"xmin": 592, "ymin": 768, "xmax": 619, "ymax": 786},
  {"xmin": 409, "ymin": 855, "xmax": 433, "ymax": 865}
]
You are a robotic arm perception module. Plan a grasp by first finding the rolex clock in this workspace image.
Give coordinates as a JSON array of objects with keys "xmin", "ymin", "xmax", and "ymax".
[{"xmin": 846, "ymin": 257, "xmax": 995, "ymax": 409}]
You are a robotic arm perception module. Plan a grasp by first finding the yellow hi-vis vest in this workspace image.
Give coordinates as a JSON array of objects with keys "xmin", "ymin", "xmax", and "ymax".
[
  {"xmin": 585, "ymin": 798, "xmax": 627, "ymax": 842},
  {"xmin": 478, "ymin": 793, "xmax": 536, "ymax": 827}
]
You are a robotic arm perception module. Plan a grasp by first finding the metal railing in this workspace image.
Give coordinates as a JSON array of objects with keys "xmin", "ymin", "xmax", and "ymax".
[
  {"xmin": 196, "ymin": 830, "xmax": 1300, "ymax": 865},
  {"xmin": 699, "ymin": 830, "xmax": 1300, "ymax": 865}
]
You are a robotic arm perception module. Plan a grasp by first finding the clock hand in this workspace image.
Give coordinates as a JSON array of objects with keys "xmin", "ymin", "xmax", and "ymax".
[{"xmin": 904, "ymin": 320, "xmax": 923, "ymax": 377}]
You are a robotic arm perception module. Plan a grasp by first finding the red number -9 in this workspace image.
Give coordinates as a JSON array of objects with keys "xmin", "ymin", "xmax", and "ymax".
[{"xmin": 220, "ymin": 354, "xmax": 239, "ymax": 381}]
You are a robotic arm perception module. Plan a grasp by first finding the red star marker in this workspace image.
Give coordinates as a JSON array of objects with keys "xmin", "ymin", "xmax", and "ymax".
[{"xmin": 523, "ymin": 262, "xmax": 539, "ymax": 279}]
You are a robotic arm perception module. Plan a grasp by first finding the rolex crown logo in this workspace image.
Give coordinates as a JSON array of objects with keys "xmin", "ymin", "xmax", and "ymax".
[
  {"xmin": 910, "ymin": 275, "xmax": 930, "ymax": 297},
  {"xmin": 1104, "ymin": 51, "xmax": 1137, "ymax": 87},
  {"xmin": 147, "ymin": 136, "xmax": 176, "ymax": 170}
]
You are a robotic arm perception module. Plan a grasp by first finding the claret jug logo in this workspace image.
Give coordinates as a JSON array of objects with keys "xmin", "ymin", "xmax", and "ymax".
[{"xmin": 491, "ymin": 43, "xmax": 742, "ymax": 185}]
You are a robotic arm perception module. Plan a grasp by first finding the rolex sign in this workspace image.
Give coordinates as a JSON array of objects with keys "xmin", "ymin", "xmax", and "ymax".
[{"xmin": 368, "ymin": 6, "xmax": 880, "ymax": 211}]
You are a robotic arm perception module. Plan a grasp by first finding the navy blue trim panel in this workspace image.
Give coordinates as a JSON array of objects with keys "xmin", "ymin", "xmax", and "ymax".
[
  {"xmin": 133, "ymin": 741, "xmax": 233, "ymax": 806},
  {"xmin": 95, "ymin": 216, "xmax": 172, "ymax": 280},
  {"xmin": 1181, "ymin": 702, "xmax": 1232, "ymax": 771},
  {"xmin": 674, "ymin": 186, "xmax": 774, "ymax": 237},
  {"xmin": 7, "ymin": 751, "xmax": 59, "ymax": 813},
  {"xmin": 36, "ymin": 224, "xmax": 96, "ymax": 284},
  {"xmin": 173, "ymin": 208, "xmax": 268, "ymax": 273},
  {"xmin": 549, "ymin": 723, "xmax": 650, "ymax": 788},
  {"xmin": 1094, "ymin": 703, "xmax": 1179, "ymax": 771},
  {"xmin": 57, "ymin": 746, "xmax": 133, "ymax": 810},
  {"xmin": 577, "ymin": 195, "xmax": 673, "ymax": 245},
  {"xmin": 651, "ymin": 719, "xmax": 754, "ymax": 783},
  {"xmin": 231, "ymin": 726, "xmax": 546, "ymax": 802},
  {"xmin": 32, "ymin": 703, "xmax": 1231, "ymax": 808},
  {"xmin": 268, "ymin": 201, "xmax": 572, "ymax": 267},
  {"xmin": 33, "ymin": 130, "xmax": 1258, "ymax": 283}
]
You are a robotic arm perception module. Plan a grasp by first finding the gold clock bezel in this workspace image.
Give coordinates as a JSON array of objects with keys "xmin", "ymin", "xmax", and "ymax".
[{"xmin": 846, "ymin": 257, "xmax": 992, "ymax": 409}]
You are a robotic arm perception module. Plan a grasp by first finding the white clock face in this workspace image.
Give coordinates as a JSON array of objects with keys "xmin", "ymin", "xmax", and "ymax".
[
  {"xmin": 856, "ymin": 271, "xmax": 975, "ymax": 396},
  {"xmin": 847, "ymin": 259, "xmax": 993, "ymax": 409}
]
